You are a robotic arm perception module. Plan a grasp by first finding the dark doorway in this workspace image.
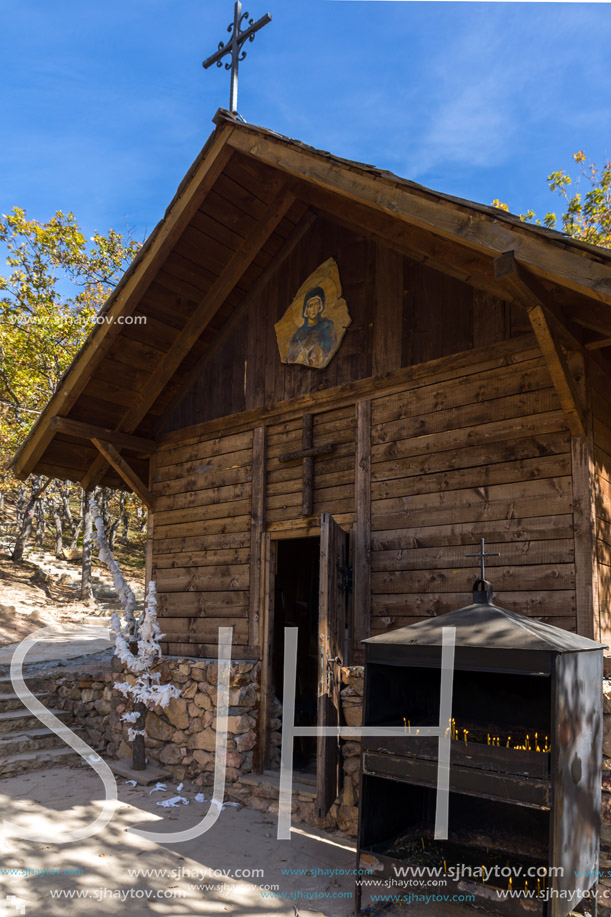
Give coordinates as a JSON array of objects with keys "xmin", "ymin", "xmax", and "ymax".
[{"xmin": 272, "ymin": 537, "xmax": 320, "ymax": 775}]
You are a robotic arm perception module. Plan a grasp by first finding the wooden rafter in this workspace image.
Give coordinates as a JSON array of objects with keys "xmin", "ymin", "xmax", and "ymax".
[
  {"xmin": 154, "ymin": 208, "xmax": 317, "ymax": 434},
  {"xmin": 294, "ymin": 182, "xmax": 515, "ymax": 305},
  {"xmin": 80, "ymin": 185, "xmax": 296, "ymax": 489},
  {"xmin": 586, "ymin": 336, "xmax": 611, "ymax": 351},
  {"xmin": 50, "ymin": 417, "xmax": 156, "ymax": 454},
  {"xmin": 12, "ymin": 130, "xmax": 236, "ymax": 481},
  {"xmin": 227, "ymin": 126, "xmax": 611, "ymax": 308},
  {"xmin": 91, "ymin": 439, "xmax": 155, "ymax": 510},
  {"xmin": 494, "ymin": 251, "xmax": 586, "ymax": 437}
]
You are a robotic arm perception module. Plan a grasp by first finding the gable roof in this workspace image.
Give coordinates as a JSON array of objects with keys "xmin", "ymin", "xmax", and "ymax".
[{"xmin": 12, "ymin": 108, "xmax": 611, "ymax": 488}]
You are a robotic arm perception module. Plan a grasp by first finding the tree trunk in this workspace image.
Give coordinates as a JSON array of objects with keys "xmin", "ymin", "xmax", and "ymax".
[
  {"xmin": 35, "ymin": 497, "xmax": 46, "ymax": 546},
  {"xmin": 132, "ymin": 701, "xmax": 147, "ymax": 770},
  {"xmin": 69, "ymin": 518, "xmax": 82, "ymax": 553},
  {"xmin": 120, "ymin": 493, "xmax": 129, "ymax": 545},
  {"xmin": 100, "ymin": 488, "xmax": 111, "ymax": 531},
  {"xmin": 60, "ymin": 485, "xmax": 74, "ymax": 529},
  {"xmin": 15, "ymin": 485, "xmax": 26, "ymax": 526},
  {"xmin": 80, "ymin": 492, "xmax": 93, "ymax": 601},
  {"xmin": 12, "ymin": 478, "xmax": 51, "ymax": 562},
  {"xmin": 108, "ymin": 517, "xmax": 120, "ymax": 549},
  {"xmin": 52, "ymin": 500, "xmax": 64, "ymax": 558}
]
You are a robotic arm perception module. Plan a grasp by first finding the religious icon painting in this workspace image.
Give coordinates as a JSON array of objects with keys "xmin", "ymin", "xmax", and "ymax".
[{"xmin": 274, "ymin": 258, "xmax": 351, "ymax": 370}]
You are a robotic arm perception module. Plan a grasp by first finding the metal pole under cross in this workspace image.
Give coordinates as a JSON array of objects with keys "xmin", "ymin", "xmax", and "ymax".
[
  {"xmin": 202, "ymin": 1, "xmax": 272, "ymax": 113},
  {"xmin": 465, "ymin": 537, "xmax": 500, "ymax": 581}
]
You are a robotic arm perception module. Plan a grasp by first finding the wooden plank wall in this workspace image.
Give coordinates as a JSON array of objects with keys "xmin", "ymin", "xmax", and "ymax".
[
  {"xmin": 265, "ymin": 406, "xmax": 356, "ymax": 533},
  {"xmin": 152, "ymin": 429, "xmax": 254, "ymax": 656},
  {"xmin": 150, "ymin": 338, "xmax": 594, "ymax": 658},
  {"xmin": 368, "ymin": 348, "xmax": 576, "ymax": 634},
  {"xmin": 163, "ymin": 218, "xmax": 529, "ymax": 433},
  {"xmin": 591, "ymin": 360, "xmax": 611, "ymax": 646}
]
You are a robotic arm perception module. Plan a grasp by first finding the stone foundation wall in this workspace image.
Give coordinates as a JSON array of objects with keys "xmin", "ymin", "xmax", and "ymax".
[
  {"xmin": 42, "ymin": 666, "xmax": 114, "ymax": 750},
  {"xmin": 40, "ymin": 658, "xmax": 364, "ymax": 837},
  {"xmin": 43, "ymin": 657, "xmax": 260, "ymax": 787}
]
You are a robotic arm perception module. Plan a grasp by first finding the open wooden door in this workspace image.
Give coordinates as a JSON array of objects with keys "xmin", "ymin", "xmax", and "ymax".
[{"xmin": 317, "ymin": 513, "xmax": 351, "ymax": 817}]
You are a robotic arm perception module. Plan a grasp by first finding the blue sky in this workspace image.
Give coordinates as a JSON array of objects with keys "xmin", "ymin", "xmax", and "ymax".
[{"xmin": 1, "ymin": 1, "xmax": 610, "ymax": 244}]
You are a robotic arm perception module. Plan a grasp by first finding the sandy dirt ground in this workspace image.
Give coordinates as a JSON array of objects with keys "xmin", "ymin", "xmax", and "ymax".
[
  {"xmin": 0, "ymin": 548, "xmax": 143, "ymax": 646},
  {"xmin": 0, "ymin": 765, "xmax": 362, "ymax": 917},
  {"xmin": 0, "ymin": 764, "xmax": 503, "ymax": 917}
]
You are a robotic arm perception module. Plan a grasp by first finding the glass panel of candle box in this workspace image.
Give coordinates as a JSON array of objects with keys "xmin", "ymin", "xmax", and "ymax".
[{"xmin": 361, "ymin": 663, "xmax": 552, "ymax": 894}]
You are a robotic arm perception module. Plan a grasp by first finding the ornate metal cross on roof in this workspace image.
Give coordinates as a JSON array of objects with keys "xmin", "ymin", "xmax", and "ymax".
[
  {"xmin": 202, "ymin": 1, "xmax": 272, "ymax": 114},
  {"xmin": 465, "ymin": 538, "xmax": 500, "ymax": 582}
]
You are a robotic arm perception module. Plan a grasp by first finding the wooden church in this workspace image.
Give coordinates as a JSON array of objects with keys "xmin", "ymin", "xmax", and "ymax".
[{"xmin": 13, "ymin": 110, "xmax": 611, "ymax": 784}]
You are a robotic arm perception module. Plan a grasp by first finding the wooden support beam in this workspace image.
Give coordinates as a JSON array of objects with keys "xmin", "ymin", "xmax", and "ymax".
[
  {"xmin": 80, "ymin": 186, "xmax": 295, "ymax": 489},
  {"xmin": 586, "ymin": 336, "xmax": 611, "ymax": 351},
  {"xmin": 91, "ymin": 439, "xmax": 155, "ymax": 510},
  {"xmin": 353, "ymin": 400, "xmax": 371, "ymax": 658},
  {"xmin": 255, "ymin": 532, "xmax": 274, "ymax": 772},
  {"xmin": 154, "ymin": 208, "xmax": 317, "ymax": 434},
  {"xmin": 248, "ymin": 426, "xmax": 266, "ymax": 648},
  {"xmin": 494, "ymin": 251, "xmax": 586, "ymax": 437},
  {"xmin": 572, "ymin": 436, "xmax": 600, "ymax": 640},
  {"xmin": 527, "ymin": 306, "xmax": 586, "ymax": 437},
  {"xmin": 50, "ymin": 417, "xmax": 156, "ymax": 453}
]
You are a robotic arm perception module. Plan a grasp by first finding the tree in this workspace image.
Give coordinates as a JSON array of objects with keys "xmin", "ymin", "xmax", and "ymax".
[
  {"xmin": 492, "ymin": 151, "xmax": 611, "ymax": 250},
  {"xmin": 0, "ymin": 208, "xmax": 139, "ymax": 464},
  {"xmin": 93, "ymin": 502, "xmax": 180, "ymax": 771},
  {"xmin": 0, "ymin": 208, "xmax": 140, "ymax": 560}
]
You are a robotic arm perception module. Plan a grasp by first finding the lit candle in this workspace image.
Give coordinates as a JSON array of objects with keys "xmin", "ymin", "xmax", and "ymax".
[
  {"xmin": 481, "ymin": 865, "xmax": 485, "ymax": 883},
  {"xmin": 463, "ymin": 729, "xmax": 468, "ymax": 746},
  {"xmin": 403, "ymin": 717, "xmax": 407, "ymax": 734},
  {"xmin": 506, "ymin": 736, "xmax": 511, "ymax": 748},
  {"xmin": 444, "ymin": 860, "xmax": 447, "ymax": 873},
  {"xmin": 537, "ymin": 878, "xmax": 540, "ymax": 895},
  {"xmin": 509, "ymin": 877, "xmax": 512, "ymax": 890},
  {"xmin": 487, "ymin": 733, "xmax": 490, "ymax": 745}
]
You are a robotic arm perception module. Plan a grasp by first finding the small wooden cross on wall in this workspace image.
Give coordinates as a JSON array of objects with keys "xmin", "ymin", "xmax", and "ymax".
[{"xmin": 278, "ymin": 413, "xmax": 337, "ymax": 516}]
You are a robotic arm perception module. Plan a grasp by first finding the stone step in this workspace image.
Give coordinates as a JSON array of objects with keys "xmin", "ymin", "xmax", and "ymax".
[
  {"xmin": 0, "ymin": 692, "xmax": 51, "ymax": 713},
  {"xmin": 0, "ymin": 708, "xmax": 69, "ymax": 735},
  {"xmin": 239, "ymin": 770, "xmax": 317, "ymax": 800},
  {"xmin": 0, "ymin": 746, "xmax": 82, "ymax": 779},
  {"xmin": 0, "ymin": 727, "xmax": 75, "ymax": 756},
  {"xmin": 0, "ymin": 675, "xmax": 50, "ymax": 695}
]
